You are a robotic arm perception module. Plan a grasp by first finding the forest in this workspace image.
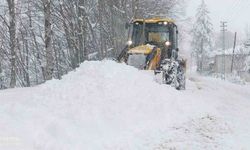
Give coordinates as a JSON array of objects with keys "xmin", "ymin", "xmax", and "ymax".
[{"xmin": 0, "ymin": 0, "xmax": 185, "ymax": 89}]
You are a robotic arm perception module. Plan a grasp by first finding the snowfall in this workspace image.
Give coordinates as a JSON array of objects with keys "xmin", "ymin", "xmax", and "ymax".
[{"xmin": 0, "ymin": 60, "xmax": 250, "ymax": 150}]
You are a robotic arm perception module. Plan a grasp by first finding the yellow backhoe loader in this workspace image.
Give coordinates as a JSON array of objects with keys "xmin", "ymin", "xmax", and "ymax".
[{"xmin": 118, "ymin": 18, "xmax": 186, "ymax": 90}]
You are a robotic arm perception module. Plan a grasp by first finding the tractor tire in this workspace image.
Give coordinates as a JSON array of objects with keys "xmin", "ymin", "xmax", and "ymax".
[{"xmin": 175, "ymin": 64, "xmax": 186, "ymax": 90}]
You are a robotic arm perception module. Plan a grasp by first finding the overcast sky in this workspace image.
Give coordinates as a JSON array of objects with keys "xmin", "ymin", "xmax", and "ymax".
[{"xmin": 187, "ymin": 0, "xmax": 250, "ymax": 34}]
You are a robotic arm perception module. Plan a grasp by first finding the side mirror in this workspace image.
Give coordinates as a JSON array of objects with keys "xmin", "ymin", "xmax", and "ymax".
[
  {"xmin": 125, "ymin": 22, "xmax": 130, "ymax": 29},
  {"xmin": 176, "ymin": 48, "xmax": 179, "ymax": 52}
]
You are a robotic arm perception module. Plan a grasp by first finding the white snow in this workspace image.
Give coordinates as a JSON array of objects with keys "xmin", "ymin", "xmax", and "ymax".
[
  {"xmin": 211, "ymin": 45, "xmax": 250, "ymax": 57},
  {"xmin": 0, "ymin": 60, "xmax": 250, "ymax": 150}
]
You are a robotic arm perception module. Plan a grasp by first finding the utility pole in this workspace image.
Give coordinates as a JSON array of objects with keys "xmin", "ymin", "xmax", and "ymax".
[
  {"xmin": 221, "ymin": 21, "xmax": 227, "ymax": 80},
  {"xmin": 200, "ymin": 38, "xmax": 204, "ymax": 73},
  {"xmin": 231, "ymin": 32, "xmax": 237, "ymax": 73}
]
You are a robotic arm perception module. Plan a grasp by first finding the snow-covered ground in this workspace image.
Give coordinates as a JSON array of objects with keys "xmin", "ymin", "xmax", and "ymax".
[{"xmin": 0, "ymin": 60, "xmax": 250, "ymax": 150}]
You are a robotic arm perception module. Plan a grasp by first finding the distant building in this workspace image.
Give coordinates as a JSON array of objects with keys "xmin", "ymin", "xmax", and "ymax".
[
  {"xmin": 214, "ymin": 54, "xmax": 248, "ymax": 73},
  {"xmin": 208, "ymin": 45, "xmax": 250, "ymax": 81}
]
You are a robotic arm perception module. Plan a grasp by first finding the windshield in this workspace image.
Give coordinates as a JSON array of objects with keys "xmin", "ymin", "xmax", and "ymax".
[
  {"xmin": 127, "ymin": 54, "xmax": 147, "ymax": 69},
  {"xmin": 131, "ymin": 23, "xmax": 170, "ymax": 46},
  {"xmin": 148, "ymin": 32, "xmax": 169, "ymax": 43}
]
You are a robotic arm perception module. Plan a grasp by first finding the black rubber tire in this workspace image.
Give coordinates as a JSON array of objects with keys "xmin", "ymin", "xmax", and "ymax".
[{"xmin": 175, "ymin": 65, "xmax": 186, "ymax": 90}]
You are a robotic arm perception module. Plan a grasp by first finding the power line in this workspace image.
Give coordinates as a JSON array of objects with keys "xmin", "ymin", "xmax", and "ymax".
[
  {"xmin": 226, "ymin": 0, "xmax": 241, "ymax": 15},
  {"xmin": 230, "ymin": 0, "xmax": 248, "ymax": 21},
  {"xmin": 226, "ymin": 0, "xmax": 250, "ymax": 23},
  {"xmin": 220, "ymin": 0, "xmax": 240, "ymax": 22},
  {"xmin": 218, "ymin": 0, "xmax": 245, "ymax": 25}
]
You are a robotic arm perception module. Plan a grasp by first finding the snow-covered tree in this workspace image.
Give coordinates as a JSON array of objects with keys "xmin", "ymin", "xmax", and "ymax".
[
  {"xmin": 133, "ymin": 0, "xmax": 185, "ymax": 19},
  {"xmin": 0, "ymin": 0, "xmax": 186, "ymax": 90},
  {"xmin": 43, "ymin": 0, "xmax": 53, "ymax": 81},
  {"xmin": 191, "ymin": 0, "xmax": 213, "ymax": 73},
  {"xmin": 6, "ymin": 0, "xmax": 17, "ymax": 88}
]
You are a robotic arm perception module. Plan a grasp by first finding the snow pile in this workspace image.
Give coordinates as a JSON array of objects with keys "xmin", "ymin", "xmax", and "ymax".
[
  {"xmin": 0, "ymin": 60, "xmax": 250, "ymax": 150},
  {"xmin": 210, "ymin": 73, "xmax": 247, "ymax": 85}
]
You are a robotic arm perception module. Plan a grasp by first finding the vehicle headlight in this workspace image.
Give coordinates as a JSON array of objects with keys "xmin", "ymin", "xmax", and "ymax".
[
  {"xmin": 165, "ymin": 41, "xmax": 171, "ymax": 46},
  {"xmin": 127, "ymin": 40, "xmax": 133, "ymax": 46}
]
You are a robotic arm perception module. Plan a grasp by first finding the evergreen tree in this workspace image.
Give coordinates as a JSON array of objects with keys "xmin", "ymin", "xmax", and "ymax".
[{"xmin": 191, "ymin": 0, "xmax": 213, "ymax": 73}]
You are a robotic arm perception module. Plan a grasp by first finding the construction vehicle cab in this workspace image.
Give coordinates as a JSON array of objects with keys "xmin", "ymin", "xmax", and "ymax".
[
  {"xmin": 118, "ymin": 18, "xmax": 186, "ymax": 90},
  {"xmin": 127, "ymin": 18, "xmax": 178, "ymax": 61}
]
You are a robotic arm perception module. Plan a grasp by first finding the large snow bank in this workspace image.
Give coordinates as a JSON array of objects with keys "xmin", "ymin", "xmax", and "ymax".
[{"xmin": 0, "ymin": 60, "xmax": 250, "ymax": 150}]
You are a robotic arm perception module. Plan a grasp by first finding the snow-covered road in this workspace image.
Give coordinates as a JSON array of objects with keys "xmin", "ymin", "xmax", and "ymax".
[{"xmin": 0, "ymin": 60, "xmax": 250, "ymax": 150}]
